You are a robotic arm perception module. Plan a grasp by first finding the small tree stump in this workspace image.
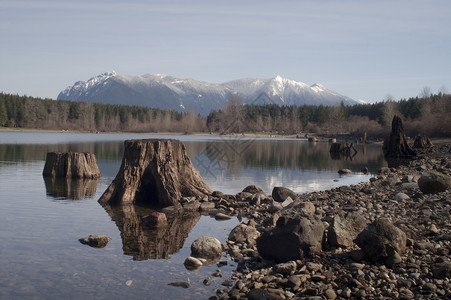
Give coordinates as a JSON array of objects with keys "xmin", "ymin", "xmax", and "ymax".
[
  {"xmin": 413, "ymin": 135, "xmax": 433, "ymax": 148},
  {"xmin": 98, "ymin": 139, "xmax": 212, "ymax": 207},
  {"xmin": 43, "ymin": 152, "xmax": 101, "ymax": 179},
  {"xmin": 382, "ymin": 115, "xmax": 416, "ymax": 159}
]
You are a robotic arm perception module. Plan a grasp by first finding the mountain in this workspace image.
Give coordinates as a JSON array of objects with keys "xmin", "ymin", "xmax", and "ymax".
[{"xmin": 58, "ymin": 72, "xmax": 358, "ymax": 115}]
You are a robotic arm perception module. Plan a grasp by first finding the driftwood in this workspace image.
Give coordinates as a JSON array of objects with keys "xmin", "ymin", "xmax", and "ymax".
[
  {"xmin": 329, "ymin": 142, "xmax": 358, "ymax": 160},
  {"xmin": 42, "ymin": 152, "xmax": 101, "ymax": 179},
  {"xmin": 383, "ymin": 116, "xmax": 416, "ymax": 159},
  {"xmin": 98, "ymin": 139, "xmax": 212, "ymax": 208}
]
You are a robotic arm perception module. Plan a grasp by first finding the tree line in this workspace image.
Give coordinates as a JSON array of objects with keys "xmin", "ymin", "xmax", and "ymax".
[{"xmin": 0, "ymin": 91, "xmax": 450, "ymax": 137}]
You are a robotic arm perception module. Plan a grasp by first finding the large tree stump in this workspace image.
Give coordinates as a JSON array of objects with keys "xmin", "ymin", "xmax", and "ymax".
[
  {"xmin": 98, "ymin": 139, "xmax": 212, "ymax": 207},
  {"xmin": 382, "ymin": 115, "xmax": 416, "ymax": 159},
  {"xmin": 413, "ymin": 135, "xmax": 433, "ymax": 148},
  {"xmin": 42, "ymin": 152, "xmax": 101, "ymax": 179}
]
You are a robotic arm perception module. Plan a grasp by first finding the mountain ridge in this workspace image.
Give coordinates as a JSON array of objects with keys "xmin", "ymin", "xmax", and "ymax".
[{"xmin": 58, "ymin": 72, "xmax": 359, "ymax": 115}]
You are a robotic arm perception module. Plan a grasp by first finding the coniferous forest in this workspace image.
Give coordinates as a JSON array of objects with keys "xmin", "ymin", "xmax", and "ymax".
[{"xmin": 0, "ymin": 92, "xmax": 450, "ymax": 137}]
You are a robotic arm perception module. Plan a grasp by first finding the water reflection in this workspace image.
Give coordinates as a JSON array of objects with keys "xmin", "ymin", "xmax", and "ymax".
[
  {"xmin": 44, "ymin": 177, "xmax": 99, "ymax": 200},
  {"xmin": 102, "ymin": 204, "xmax": 200, "ymax": 261}
]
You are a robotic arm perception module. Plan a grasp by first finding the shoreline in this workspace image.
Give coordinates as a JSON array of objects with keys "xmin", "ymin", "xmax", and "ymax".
[{"xmin": 203, "ymin": 141, "xmax": 451, "ymax": 299}]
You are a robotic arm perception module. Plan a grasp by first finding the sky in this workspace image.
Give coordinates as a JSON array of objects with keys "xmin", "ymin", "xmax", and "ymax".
[{"xmin": 1, "ymin": 0, "xmax": 450, "ymax": 103}]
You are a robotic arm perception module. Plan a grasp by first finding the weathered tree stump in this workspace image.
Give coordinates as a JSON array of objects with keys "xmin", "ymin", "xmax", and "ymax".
[
  {"xmin": 42, "ymin": 152, "xmax": 101, "ymax": 179},
  {"xmin": 382, "ymin": 115, "xmax": 416, "ymax": 159},
  {"xmin": 98, "ymin": 139, "xmax": 212, "ymax": 207},
  {"xmin": 413, "ymin": 135, "xmax": 433, "ymax": 148}
]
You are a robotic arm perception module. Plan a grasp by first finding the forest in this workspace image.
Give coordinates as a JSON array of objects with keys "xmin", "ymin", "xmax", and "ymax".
[{"xmin": 0, "ymin": 91, "xmax": 450, "ymax": 137}]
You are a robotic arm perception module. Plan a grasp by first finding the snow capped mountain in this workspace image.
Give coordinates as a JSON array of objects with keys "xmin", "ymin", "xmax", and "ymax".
[{"xmin": 58, "ymin": 72, "xmax": 358, "ymax": 115}]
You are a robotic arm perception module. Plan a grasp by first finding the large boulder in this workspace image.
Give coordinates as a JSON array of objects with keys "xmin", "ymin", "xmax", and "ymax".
[
  {"xmin": 228, "ymin": 223, "xmax": 260, "ymax": 243},
  {"xmin": 328, "ymin": 211, "xmax": 368, "ymax": 248},
  {"xmin": 43, "ymin": 152, "xmax": 101, "ymax": 179},
  {"xmin": 354, "ymin": 218, "xmax": 406, "ymax": 264},
  {"xmin": 418, "ymin": 172, "xmax": 450, "ymax": 194},
  {"xmin": 272, "ymin": 186, "xmax": 298, "ymax": 203},
  {"xmin": 257, "ymin": 216, "xmax": 325, "ymax": 263},
  {"xmin": 382, "ymin": 115, "xmax": 416, "ymax": 159},
  {"xmin": 190, "ymin": 236, "xmax": 222, "ymax": 262},
  {"xmin": 98, "ymin": 139, "xmax": 212, "ymax": 207}
]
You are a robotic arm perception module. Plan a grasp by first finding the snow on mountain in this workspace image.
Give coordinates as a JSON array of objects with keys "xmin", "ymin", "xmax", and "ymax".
[{"xmin": 58, "ymin": 72, "xmax": 359, "ymax": 115}]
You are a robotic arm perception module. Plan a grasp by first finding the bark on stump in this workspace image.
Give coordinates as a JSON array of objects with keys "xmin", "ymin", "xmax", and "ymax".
[
  {"xmin": 382, "ymin": 115, "xmax": 416, "ymax": 159},
  {"xmin": 98, "ymin": 139, "xmax": 212, "ymax": 207},
  {"xmin": 42, "ymin": 152, "xmax": 101, "ymax": 179}
]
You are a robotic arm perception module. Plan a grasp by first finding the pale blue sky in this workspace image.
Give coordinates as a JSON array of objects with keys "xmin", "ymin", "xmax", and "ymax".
[{"xmin": 1, "ymin": 0, "xmax": 450, "ymax": 102}]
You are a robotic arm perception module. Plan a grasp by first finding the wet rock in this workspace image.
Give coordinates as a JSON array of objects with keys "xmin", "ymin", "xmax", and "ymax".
[
  {"xmin": 142, "ymin": 212, "xmax": 167, "ymax": 228},
  {"xmin": 355, "ymin": 218, "xmax": 407, "ymax": 264},
  {"xmin": 257, "ymin": 216, "xmax": 325, "ymax": 262},
  {"xmin": 79, "ymin": 234, "xmax": 111, "ymax": 248},
  {"xmin": 272, "ymin": 186, "xmax": 298, "ymax": 203},
  {"xmin": 328, "ymin": 211, "xmax": 368, "ymax": 248},
  {"xmin": 184, "ymin": 256, "xmax": 203, "ymax": 270},
  {"xmin": 191, "ymin": 236, "xmax": 222, "ymax": 261},
  {"xmin": 242, "ymin": 185, "xmax": 265, "ymax": 195},
  {"xmin": 418, "ymin": 172, "xmax": 450, "ymax": 194},
  {"xmin": 168, "ymin": 281, "xmax": 190, "ymax": 288},
  {"xmin": 214, "ymin": 212, "xmax": 232, "ymax": 220}
]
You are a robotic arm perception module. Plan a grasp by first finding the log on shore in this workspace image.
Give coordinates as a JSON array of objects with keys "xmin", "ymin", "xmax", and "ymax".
[
  {"xmin": 42, "ymin": 152, "xmax": 101, "ymax": 179},
  {"xmin": 98, "ymin": 139, "xmax": 212, "ymax": 208}
]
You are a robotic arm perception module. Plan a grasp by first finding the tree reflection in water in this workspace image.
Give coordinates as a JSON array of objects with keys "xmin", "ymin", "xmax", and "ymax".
[{"xmin": 102, "ymin": 204, "xmax": 200, "ymax": 260}]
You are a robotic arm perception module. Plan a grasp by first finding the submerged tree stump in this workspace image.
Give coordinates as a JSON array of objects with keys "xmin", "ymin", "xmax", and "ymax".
[
  {"xmin": 43, "ymin": 152, "xmax": 101, "ymax": 179},
  {"xmin": 98, "ymin": 139, "xmax": 212, "ymax": 207},
  {"xmin": 382, "ymin": 115, "xmax": 416, "ymax": 159}
]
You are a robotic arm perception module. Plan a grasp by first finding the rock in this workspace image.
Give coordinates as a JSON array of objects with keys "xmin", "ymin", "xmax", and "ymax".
[
  {"xmin": 184, "ymin": 256, "xmax": 203, "ymax": 270},
  {"xmin": 98, "ymin": 139, "xmax": 212, "ymax": 207},
  {"xmin": 228, "ymin": 223, "xmax": 260, "ymax": 243},
  {"xmin": 394, "ymin": 192, "xmax": 410, "ymax": 201},
  {"xmin": 168, "ymin": 281, "xmax": 190, "ymax": 288},
  {"xmin": 418, "ymin": 172, "xmax": 450, "ymax": 194},
  {"xmin": 281, "ymin": 196, "xmax": 294, "ymax": 207},
  {"xmin": 274, "ymin": 261, "xmax": 297, "ymax": 275},
  {"xmin": 328, "ymin": 211, "xmax": 368, "ymax": 248},
  {"xmin": 200, "ymin": 202, "xmax": 216, "ymax": 211},
  {"xmin": 247, "ymin": 289, "xmax": 273, "ymax": 300},
  {"xmin": 142, "ymin": 212, "xmax": 167, "ymax": 228},
  {"xmin": 214, "ymin": 213, "xmax": 232, "ymax": 220},
  {"xmin": 413, "ymin": 135, "xmax": 433, "ymax": 148},
  {"xmin": 79, "ymin": 234, "xmax": 111, "ymax": 248},
  {"xmin": 324, "ymin": 288, "xmax": 337, "ymax": 300},
  {"xmin": 272, "ymin": 186, "xmax": 298, "ymax": 203},
  {"xmin": 43, "ymin": 152, "xmax": 101, "ymax": 178},
  {"xmin": 432, "ymin": 261, "xmax": 451, "ymax": 279},
  {"xmin": 257, "ymin": 216, "xmax": 325, "ymax": 262},
  {"xmin": 382, "ymin": 115, "xmax": 416, "ymax": 159},
  {"xmin": 191, "ymin": 236, "xmax": 222, "ymax": 261},
  {"xmin": 354, "ymin": 218, "xmax": 407, "ymax": 264},
  {"xmin": 337, "ymin": 169, "xmax": 352, "ymax": 175},
  {"xmin": 242, "ymin": 185, "xmax": 265, "ymax": 195}
]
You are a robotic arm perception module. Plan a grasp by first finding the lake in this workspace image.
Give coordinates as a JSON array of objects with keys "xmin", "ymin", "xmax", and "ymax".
[{"xmin": 0, "ymin": 131, "xmax": 386, "ymax": 299}]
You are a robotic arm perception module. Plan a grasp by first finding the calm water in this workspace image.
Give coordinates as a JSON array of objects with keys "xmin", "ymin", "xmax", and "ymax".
[{"xmin": 0, "ymin": 131, "xmax": 386, "ymax": 299}]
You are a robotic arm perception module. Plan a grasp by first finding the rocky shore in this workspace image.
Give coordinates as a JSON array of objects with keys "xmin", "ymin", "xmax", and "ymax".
[{"xmin": 198, "ymin": 141, "xmax": 451, "ymax": 299}]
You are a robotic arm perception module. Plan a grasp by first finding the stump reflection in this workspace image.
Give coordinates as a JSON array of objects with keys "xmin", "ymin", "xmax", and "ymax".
[
  {"xmin": 44, "ymin": 177, "xmax": 99, "ymax": 200},
  {"xmin": 102, "ymin": 204, "xmax": 201, "ymax": 260}
]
